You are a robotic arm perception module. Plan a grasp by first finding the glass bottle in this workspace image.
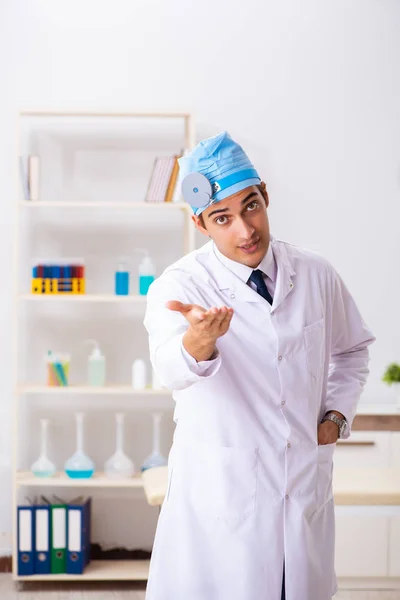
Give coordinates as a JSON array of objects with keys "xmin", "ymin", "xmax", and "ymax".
[
  {"xmin": 64, "ymin": 412, "xmax": 95, "ymax": 479},
  {"xmin": 31, "ymin": 418, "xmax": 56, "ymax": 478},
  {"xmin": 141, "ymin": 412, "xmax": 168, "ymax": 472},
  {"xmin": 104, "ymin": 413, "xmax": 135, "ymax": 479}
]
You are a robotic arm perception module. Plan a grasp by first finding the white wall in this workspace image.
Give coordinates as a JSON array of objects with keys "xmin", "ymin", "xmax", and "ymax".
[{"xmin": 1, "ymin": 0, "xmax": 399, "ymax": 553}]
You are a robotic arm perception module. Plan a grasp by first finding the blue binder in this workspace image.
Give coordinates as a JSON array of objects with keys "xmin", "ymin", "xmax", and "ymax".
[
  {"xmin": 66, "ymin": 497, "xmax": 91, "ymax": 575},
  {"xmin": 17, "ymin": 506, "xmax": 35, "ymax": 575},
  {"xmin": 34, "ymin": 504, "xmax": 51, "ymax": 575}
]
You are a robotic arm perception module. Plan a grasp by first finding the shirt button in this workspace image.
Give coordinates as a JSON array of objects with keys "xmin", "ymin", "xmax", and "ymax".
[
  {"xmin": 285, "ymin": 494, "xmax": 289, "ymax": 500},
  {"xmin": 278, "ymin": 356, "xmax": 283, "ymax": 361},
  {"xmin": 271, "ymin": 310, "xmax": 274, "ymax": 315},
  {"xmin": 230, "ymin": 293, "xmax": 235, "ymax": 300},
  {"xmin": 281, "ymin": 400, "xmax": 285, "ymax": 406},
  {"xmin": 287, "ymin": 442, "xmax": 291, "ymax": 448}
]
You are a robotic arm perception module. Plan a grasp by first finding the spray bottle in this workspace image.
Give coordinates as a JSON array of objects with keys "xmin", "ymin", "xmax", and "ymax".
[
  {"xmin": 86, "ymin": 339, "xmax": 106, "ymax": 386},
  {"xmin": 137, "ymin": 249, "xmax": 155, "ymax": 296}
]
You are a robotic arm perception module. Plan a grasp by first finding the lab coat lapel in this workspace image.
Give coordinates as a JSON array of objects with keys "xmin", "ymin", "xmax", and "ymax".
[
  {"xmin": 270, "ymin": 237, "xmax": 296, "ymax": 312},
  {"xmin": 204, "ymin": 238, "xmax": 296, "ymax": 311},
  {"xmin": 206, "ymin": 248, "xmax": 264, "ymax": 304}
]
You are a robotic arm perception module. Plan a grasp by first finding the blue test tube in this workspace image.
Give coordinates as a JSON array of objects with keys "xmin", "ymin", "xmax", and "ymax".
[{"xmin": 64, "ymin": 265, "xmax": 72, "ymax": 292}]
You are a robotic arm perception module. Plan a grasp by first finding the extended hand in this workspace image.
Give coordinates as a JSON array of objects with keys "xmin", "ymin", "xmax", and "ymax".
[
  {"xmin": 318, "ymin": 420, "xmax": 339, "ymax": 445},
  {"xmin": 166, "ymin": 301, "xmax": 233, "ymax": 341},
  {"xmin": 166, "ymin": 301, "xmax": 234, "ymax": 363}
]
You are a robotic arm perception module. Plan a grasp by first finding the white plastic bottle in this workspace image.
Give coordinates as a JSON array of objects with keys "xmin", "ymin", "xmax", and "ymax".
[
  {"xmin": 132, "ymin": 359, "xmax": 147, "ymax": 389},
  {"xmin": 87, "ymin": 340, "xmax": 106, "ymax": 386},
  {"xmin": 138, "ymin": 252, "xmax": 155, "ymax": 295}
]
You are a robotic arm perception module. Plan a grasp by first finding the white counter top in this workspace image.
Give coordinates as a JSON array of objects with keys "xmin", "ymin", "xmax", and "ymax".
[
  {"xmin": 142, "ymin": 466, "xmax": 400, "ymax": 507},
  {"xmin": 356, "ymin": 403, "xmax": 400, "ymax": 415}
]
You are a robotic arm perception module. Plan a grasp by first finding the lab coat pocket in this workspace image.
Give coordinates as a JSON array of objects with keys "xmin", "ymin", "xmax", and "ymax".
[
  {"xmin": 316, "ymin": 442, "xmax": 335, "ymax": 510},
  {"xmin": 304, "ymin": 318, "xmax": 325, "ymax": 380},
  {"xmin": 186, "ymin": 443, "xmax": 258, "ymax": 525}
]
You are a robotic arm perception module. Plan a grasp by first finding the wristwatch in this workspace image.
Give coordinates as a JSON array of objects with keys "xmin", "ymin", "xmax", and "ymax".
[{"xmin": 321, "ymin": 412, "xmax": 347, "ymax": 438}]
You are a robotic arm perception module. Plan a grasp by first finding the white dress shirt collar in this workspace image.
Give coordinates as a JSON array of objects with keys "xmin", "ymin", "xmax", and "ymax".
[{"xmin": 213, "ymin": 239, "xmax": 276, "ymax": 284}]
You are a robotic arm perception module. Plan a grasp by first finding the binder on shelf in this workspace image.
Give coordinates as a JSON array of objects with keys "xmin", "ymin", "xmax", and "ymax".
[
  {"xmin": 66, "ymin": 496, "xmax": 92, "ymax": 575},
  {"xmin": 50, "ymin": 497, "xmax": 67, "ymax": 574},
  {"xmin": 34, "ymin": 503, "xmax": 51, "ymax": 575},
  {"xmin": 17, "ymin": 505, "xmax": 35, "ymax": 575}
]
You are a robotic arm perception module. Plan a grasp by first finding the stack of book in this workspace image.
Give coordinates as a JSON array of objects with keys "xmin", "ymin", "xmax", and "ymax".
[
  {"xmin": 17, "ymin": 496, "xmax": 91, "ymax": 576},
  {"xmin": 145, "ymin": 155, "xmax": 182, "ymax": 203}
]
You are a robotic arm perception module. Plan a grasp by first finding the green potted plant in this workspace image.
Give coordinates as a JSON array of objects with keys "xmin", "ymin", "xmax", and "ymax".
[{"xmin": 382, "ymin": 362, "xmax": 400, "ymax": 407}]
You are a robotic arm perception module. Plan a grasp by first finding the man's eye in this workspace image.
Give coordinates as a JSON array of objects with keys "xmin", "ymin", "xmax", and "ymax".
[
  {"xmin": 247, "ymin": 201, "xmax": 258, "ymax": 211},
  {"xmin": 215, "ymin": 216, "xmax": 228, "ymax": 224}
]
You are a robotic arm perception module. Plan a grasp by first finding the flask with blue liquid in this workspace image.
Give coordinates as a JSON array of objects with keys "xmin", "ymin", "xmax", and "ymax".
[{"xmin": 64, "ymin": 412, "xmax": 95, "ymax": 479}]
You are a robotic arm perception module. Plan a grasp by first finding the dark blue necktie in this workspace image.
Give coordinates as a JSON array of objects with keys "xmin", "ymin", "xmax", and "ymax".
[{"xmin": 249, "ymin": 269, "xmax": 273, "ymax": 305}]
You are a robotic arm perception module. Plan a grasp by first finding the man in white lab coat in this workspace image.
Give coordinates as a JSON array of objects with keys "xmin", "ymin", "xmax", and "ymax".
[{"xmin": 143, "ymin": 132, "xmax": 375, "ymax": 600}]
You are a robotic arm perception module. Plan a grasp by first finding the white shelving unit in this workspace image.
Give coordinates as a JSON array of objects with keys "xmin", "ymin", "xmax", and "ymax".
[
  {"xmin": 18, "ymin": 385, "xmax": 172, "ymax": 395},
  {"xmin": 12, "ymin": 111, "xmax": 196, "ymax": 582}
]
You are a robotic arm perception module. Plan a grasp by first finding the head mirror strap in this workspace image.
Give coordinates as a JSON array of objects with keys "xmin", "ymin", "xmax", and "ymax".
[{"xmin": 211, "ymin": 168, "xmax": 260, "ymax": 195}]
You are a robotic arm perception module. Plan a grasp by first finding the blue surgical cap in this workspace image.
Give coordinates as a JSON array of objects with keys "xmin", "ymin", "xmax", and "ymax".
[{"xmin": 178, "ymin": 131, "xmax": 261, "ymax": 216}]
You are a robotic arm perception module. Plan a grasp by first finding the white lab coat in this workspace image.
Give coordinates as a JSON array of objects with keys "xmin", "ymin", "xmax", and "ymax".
[{"xmin": 143, "ymin": 236, "xmax": 375, "ymax": 600}]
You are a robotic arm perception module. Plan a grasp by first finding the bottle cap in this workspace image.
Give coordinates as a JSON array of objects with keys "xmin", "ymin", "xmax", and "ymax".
[
  {"xmin": 86, "ymin": 339, "xmax": 103, "ymax": 359},
  {"xmin": 140, "ymin": 254, "xmax": 154, "ymax": 272}
]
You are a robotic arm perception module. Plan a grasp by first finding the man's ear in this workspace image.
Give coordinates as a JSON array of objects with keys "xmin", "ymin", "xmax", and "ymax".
[
  {"xmin": 259, "ymin": 181, "xmax": 269, "ymax": 208},
  {"xmin": 192, "ymin": 215, "xmax": 209, "ymax": 237}
]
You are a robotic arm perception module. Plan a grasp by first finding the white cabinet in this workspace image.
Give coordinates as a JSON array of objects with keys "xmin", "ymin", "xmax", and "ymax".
[
  {"xmin": 389, "ymin": 517, "xmax": 400, "ymax": 576},
  {"xmin": 334, "ymin": 431, "xmax": 391, "ymax": 469},
  {"xmin": 335, "ymin": 511, "xmax": 389, "ymax": 577},
  {"xmin": 333, "ymin": 430, "xmax": 400, "ymax": 581},
  {"xmin": 390, "ymin": 433, "xmax": 400, "ymax": 468}
]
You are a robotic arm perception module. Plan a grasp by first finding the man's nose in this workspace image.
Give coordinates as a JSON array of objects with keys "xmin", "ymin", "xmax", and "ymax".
[{"xmin": 236, "ymin": 218, "xmax": 255, "ymax": 240}]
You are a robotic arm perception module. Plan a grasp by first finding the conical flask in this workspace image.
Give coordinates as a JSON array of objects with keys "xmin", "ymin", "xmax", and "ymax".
[
  {"xmin": 64, "ymin": 412, "xmax": 95, "ymax": 479},
  {"xmin": 141, "ymin": 412, "xmax": 168, "ymax": 472},
  {"xmin": 31, "ymin": 418, "xmax": 56, "ymax": 478},
  {"xmin": 104, "ymin": 413, "xmax": 135, "ymax": 479}
]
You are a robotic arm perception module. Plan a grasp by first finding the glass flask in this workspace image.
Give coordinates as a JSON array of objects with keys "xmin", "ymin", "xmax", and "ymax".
[
  {"xmin": 104, "ymin": 413, "xmax": 135, "ymax": 479},
  {"xmin": 31, "ymin": 418, "xmax": 56, "ymax": 478},
  {"xmin": 64, "ymin": 412, "xmax": 95, "ymax": 479},
  {"xmin": 141, "ymin": 412, "xmax": 168, "ymax": 472}
]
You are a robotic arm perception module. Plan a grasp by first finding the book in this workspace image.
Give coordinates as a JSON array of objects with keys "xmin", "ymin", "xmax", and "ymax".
[
  {"xmin": 19, "ymin": 156, "xmax": 30, "ymax": 201},
  {"xmin": 164, "ymin": 157, "xmax": 180, "ymax": 203},
  {"xmin": 145, "ymin": 156, "xmax": 177, "ymax": 203},
  {"xmin": 28, "ymin": 155, "xmax": 40, "ymax": 201}
]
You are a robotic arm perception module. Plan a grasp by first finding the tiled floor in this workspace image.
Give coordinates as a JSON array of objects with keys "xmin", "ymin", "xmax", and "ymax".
[{"xmin": 1, "ymin": 576, "xmax": 399, "ymax": 599}]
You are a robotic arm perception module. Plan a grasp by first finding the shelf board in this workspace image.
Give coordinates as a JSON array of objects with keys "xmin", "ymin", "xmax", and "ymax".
[
  {"xmin": 18, "ymin": 385, "xmax": 171, "ymax": 395},
  {"xmin": 16, "ymin": 471, "xmax": 146, "ymax": 488},
  {"xmin": 20, "ymin": 110, "xmax": 190, "ymax": 118},
  {"xmin": 13, "ymin": 559, "xmax": 150, "ymax": 581},
  {"xmin": 18, "ymin": 293, "xmax": 148, "ymax": 303},
  {"xmin": 19, "ymin": 200, "xmax": 187, "ymax": 209}
]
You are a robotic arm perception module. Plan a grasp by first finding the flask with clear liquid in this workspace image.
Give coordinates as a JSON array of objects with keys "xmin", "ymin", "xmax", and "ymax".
[
  {"xmin": 31, "ymin": 418, "xmax": 56, "ymax": 478},
  {"xmin": 141, "ymin": 412, "xmax": 168, "ymax": 472},
  {"xmin": 64, "ymin": 412, "xmax": 95, "ymax": 479},
  {"xmin": 104, "ymin": 413, "xmax": 135, "ymax": 479}
]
